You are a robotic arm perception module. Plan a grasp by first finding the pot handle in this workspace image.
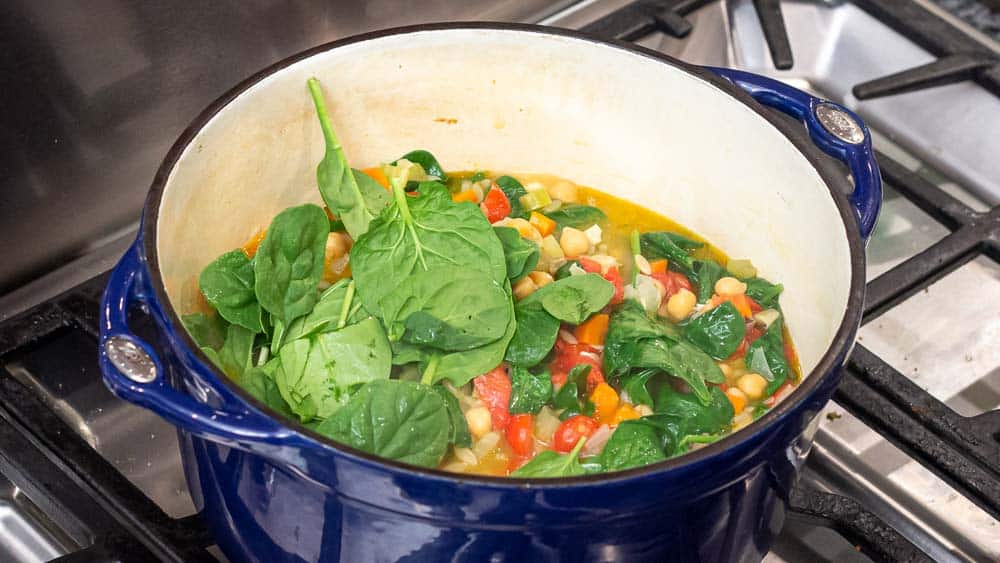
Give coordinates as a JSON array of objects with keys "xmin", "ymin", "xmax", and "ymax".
[
  {"xmin": 707, "ymin": 67, "xmax": 882, "ymax": 239},
  {"xmin": 99, "ymin": 242, "xmax": 296, "ymax": 447}
]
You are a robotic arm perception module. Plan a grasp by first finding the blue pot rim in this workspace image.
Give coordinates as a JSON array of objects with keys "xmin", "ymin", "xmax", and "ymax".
[{"xmin": 138, "ymin": 22, "xmax": 868, "ymax": 487}]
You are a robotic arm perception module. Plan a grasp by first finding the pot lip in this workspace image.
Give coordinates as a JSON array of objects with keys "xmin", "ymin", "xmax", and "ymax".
[{"xmin": 141, "ymin": 22, "xmax": 867, "ymax": 488}]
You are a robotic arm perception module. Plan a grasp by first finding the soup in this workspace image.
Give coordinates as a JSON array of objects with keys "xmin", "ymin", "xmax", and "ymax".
[{"xmin": 182, "ymin": 78, "xmax": 799, "ymax": 478}]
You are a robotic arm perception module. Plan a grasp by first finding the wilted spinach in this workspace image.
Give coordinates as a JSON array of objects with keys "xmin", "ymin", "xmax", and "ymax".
[
  {"xmin": 640, "ymin": 232, "xmax": 695, "ymax": 271},
  {"xmin": 198, "ymin": 250, "xmax": 263, "ymax": 332},
  {"xmin": 596, "ymin": 419, "xmax": 668, "ymax": 472},
  {"xmin": 510, "ymin": 436, "xmax": 587, "ymax": 477},
  {"xmin": 653, "ymin": 385, "xmax": 734, "ymax": 437},
  {"xmin": 552, "ymin": 364, "xmax": 595, "ymax": 420},
  {"xmin": 315, "ymin": 379, "xmax": 450, "ymax": 467},
  {"xmin": 684, "ymin": 301, "xmax": 746, "ymax": 359},
  {"xmin": 689, "ymin": 260, "xmax": 727, "ymax": 303},
  {"xmin": 253, "ymin": 204, "xmax": 330, "ymax": 323},
  {"xmin": 494, "ymin": 175, "xmax": 529, "ymax": 219},
  {"xmin": 553, "ymin": 259, "xmax": 579, "ymax": 280},
  {"xmin": 544, "ymin": 204, "xmax": 606, "ymax": 230},
  {"xmin": 746, "ymin": 317, "xmax": 790, "ymax": 396},
  {"xmin": 494, "ymin": 226, "xmax": 539, "ymax": 283},
  {"xmin": 509, "ymin": 366, "xmax": 552, "ymax": 415},
  {"xmin": 744, "ymin": 277, "xmax": 784, "ymax": 310},
  {"xmin": 620, "ymin": 369, "xmax": 656, "ymax": 407}
]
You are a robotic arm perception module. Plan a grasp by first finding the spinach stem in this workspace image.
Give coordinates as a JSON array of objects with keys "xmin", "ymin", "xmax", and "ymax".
[
  {"xmin": 392, "ymin": 177, "xmax": 428, "ymax": 269},
  {"xmin": 420, "ymin": 355, "xmax": 441, "ymax": 385},
  {"xmin": 337, "ymin": 280, "xmax": 356, "ymax": 329},
  {"xmin": 256, "ymin": 346, "xmax": 270, "ymax": 367},
  {"xmin": 629, "ymin": 229, "xmax": 641, "ymax": 286},
  {"xmin": 557, "ymin": 436, "xmax": 588, "ymax": 472}
]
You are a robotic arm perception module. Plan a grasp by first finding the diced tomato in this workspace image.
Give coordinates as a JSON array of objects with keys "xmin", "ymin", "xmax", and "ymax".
[
  {"xmin": 604, "ymin": 266, "xmax": 624, "ymax": 305},
  {"xmin": 747, "ymin": 296, "xmax": 764, "ymax": 314},
  {"xmin": 473, "ymin": 366, "xmax": 511, "ymax": 430},
  {"xmin": 551, "ymin": 340, "xmax": 605, "ymax": 392},
  {"xmin": 480, "ymin": 185, "xmax": 511, "ymax": 223},
  {"xmin": 651, "ymin": 271, "xmax": 694, "ymax": 299},
  {"xmin": 552, "ymin": 415, "xmax": 598, "ymax": 453},
  {"xmin": 506, "ymin": 414, "xmax": 534, "ymax": 457},
  {"xmin": 550, "ymin": 370, "xmax": 568, "ymax": 389},
  {"xmin": 577, "ymin": 257, "xmax": 602, "ymax": 273},
  {"xmin": 507, "ymin": 455, "xmax": 529, "ymax": 474},
  {"xmin": 727, "ymin": 322, "xmax": 764, "ymax": 361}
]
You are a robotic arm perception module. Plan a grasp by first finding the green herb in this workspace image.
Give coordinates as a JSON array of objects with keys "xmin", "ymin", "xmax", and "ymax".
[
  {"xmin": 511, "ymin": 436, "xmax": 587, "ymax": 477},
  {"xmin": 252, "ymin": 204, "xmax": 330, "ymax": 323},
  {"xmin": 494, "ymin": 226, "xmax": 540, "ymax": 283},
  {"xmin": 307, "ymin": 78, "xmax": 390, "ymax": 238},
  {"xmin": 432, "ymin": 385, "xmax": 472, "ymax": 448},
  {"xmin": 315, "ymin": 380, "xmax": 450, "ymax": 467},
  {"xmin": 509, "ymin": 366, "xmax": 553, "ymax": 415},
  {"xmin": 544, "ymin": 204, "xmax": 606, "ymax": 230},
  {"xmin": 746, "ymin": 317, "xmax": 790, "ymax": 397},
  {"xmin": 274, "ymin": 317, "xmax": 391, "ymax": 422},
  {"xmin": 379, "ymin": 267, "xmax": 511, "ymax": 352},
  {"xmin": 684, "ymin": 301, "xmax": 746, "ymax": 359},
  {"xmin": 629, "ymin": 230, "xmax": 641, "ymax": 286},
  {"xmin": 640, "ymin": 232, "xmax": 695, "ymax": 271},
  {"xmin": 494, "ymin": 175, "xmax": 529, "ymax": 219},
  {"xmin": 469, "ymin": 171, "xmax": 487, "ymax": 182},
  {"xmin": 744, "ymin": 277, "xmax": 784, "ymax": 310},
  {"xmin": 596, "ymin": 419, "xmax": 668, "ymax": 472},
  {"xmin": 396, "ymin": 150, "xmax": 447, "ymax": 181},
  {"xmin": 689, "ymin": 260, "xmax": 727, "ymax": 303},
  {"xmin": 198, "ymin": 250, "xmax": 263, "ymax": 332},
  {"xmin": 182, "ymin": 312, "xmax": 228, "ymax": 351}
]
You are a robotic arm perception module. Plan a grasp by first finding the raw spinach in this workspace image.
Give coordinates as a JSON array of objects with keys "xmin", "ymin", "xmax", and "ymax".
[
  {"xmin": 746, "ymin": 317, "xmax": 790, "ymax": 396},
  {"xmin": 241, "ymin": 364, "xmax": 293, "ymax": 418},
  {"xmin": 689, "ymin": 260, "xmax": 727, "ymax": 303},
  {"xmin": 203, "ymin": 324, "xmax": 255, "ymax": 379},
  {"xmin": 379, "ymin": 267, "xmax": 510, "ymax": 352},
  {"xmin": 432, "ymin": 386, "xmax": 472, "ymax": 448},
  {"xmin": 640, "ymin": 232, "xmax": 694, "ymax": 271},
  {"xmin": 534, "ymin": 273, "xmax": 614, "ymax": 324},
  {"xmin": 620, "ymin": 369, "xmax": 656, "ymax": 407},
  {"xmin": 596, "ymin": 419, "xmax": 668, "ymax": 472},
  {"xmin": 198, "ymin": 250, "xmax": 263, "ymax": 332},
  {"xmin": 278, "ymin": 279, "xmax": 369, "ymax": 350},
  {"xmin": 494, "ymin": 226, "xmax": 539, "ymax": 283},
  {"xmin": 350, "ymin": 182, "xmax": 507, "ymax": 318},
  {"xmin": 253, "ymin": 204, "xmax": 330, "ymax": 323},
  {"xmin": 509, "ymin": 366, "xmax": 552, "ymax": 415},
  {"xmin": 503, "ymin": 300, "xmax": 560, "ymax": 367},
  {"xmin": 307, "ymin": 78, "xmax": 390, "ymax": 238},
  {"xmin": 744, "ymin": 277, "xmax": 784, "ymax": 310},
  {"xmin": 315, "ymin": 379, "xmax": 450, "ymax": 467},
  {"xmin": 510, "ymin": 436, "xmax": 587, "ymax": 477},
  {"xmin": 396, "ymin": 150, "xmax": 447, "ymax": 181},
  {"xmin": 274, "ymin": 317, "xmax": 391, "ymax": 422},
  {"xmin": 182, "ymin": 312, "xmax": 227, "ymax": 351},
  {"xmin": 684, "ymin": 301, "xmax": 746, "ymax": 359},
  {"xmin": 544, "ymin": 204, "xmax": 606, "ymax": 230},
  {"xmin": 494, "ymin": 175, "xmax": 528, "ymax": 219}
]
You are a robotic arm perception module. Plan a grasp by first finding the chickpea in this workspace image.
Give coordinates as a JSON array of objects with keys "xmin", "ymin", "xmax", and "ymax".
[
  {"xmin": 465, "ymin": 406, "xmax": 492, "ymax": 438},
  {"xmin": 666, "ymin": 288, "xmax": 697, "ymax": 321},
  {"xmin": 559, "ymin": 227, "xmax": 590, "ymax": 257},
  {"xmin": 714, "ymin": 276, "xmax": 747, "ymax": 297},
  {"xmin": 737, "ymin": 373, "xmax": 768, "ymax": 400},
  {"xmin": 528, "ymin": 271, "xmax": 554, "ymax": 288},
  {"xmin": 548, "ymin": 180, "xmax": 579, "ymax": 203},
  {"xmin": 325, "ymin": 232, "xmax": 351, "ymax": 261},
  {"xmin": 512, "ymin": 277, "xmax": 538, "ymax": 300}
]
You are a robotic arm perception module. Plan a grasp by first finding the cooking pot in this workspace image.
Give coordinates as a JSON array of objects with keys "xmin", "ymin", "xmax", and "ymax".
[{"xmin": 98, "ymin": 24, "xmax": 880, "ymax": 563}]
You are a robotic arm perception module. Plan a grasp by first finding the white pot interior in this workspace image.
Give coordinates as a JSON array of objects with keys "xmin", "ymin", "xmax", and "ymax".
[{"xmin": 156, "ymin": 28, "xmax": 853, "ymax": 378}]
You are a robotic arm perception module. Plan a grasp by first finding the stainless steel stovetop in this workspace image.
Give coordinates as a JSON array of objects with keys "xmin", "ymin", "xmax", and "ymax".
[{"xmin": 1, "ymin": 1, "xmax": 998, "ymax": 562}]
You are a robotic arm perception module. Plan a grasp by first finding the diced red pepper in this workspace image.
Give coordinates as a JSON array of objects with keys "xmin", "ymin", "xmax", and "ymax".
[
  {"xmin": 551, "ymin": 340, "xmax": 605, "ymax": 393},
  {"xmin": 473, "ymin": 365, "xmax": 511, "ymax": 430},
  {"xmin": 651, "ymin": 271, "xmax": 694, "ymax": 299},
  {"xmin": 604, "ymin": 266, "xmax": 624, "ymax": 305},
  {"xmin": 480, "ymin": 185, "xmax": 511, "ymax": 223},
  {"xmin": 727, "ymin": 322, "xmax": 765, "ymax": 361},
  {"xmin": 550, "ymin": 370, "xmax": 568, "ymax": 389},
  {"xmin": 747, "ymin": 296, "xmax": 764, "ymax": 314},
  {"xmin": 552, "ymin": 415, "xmax": 598, "ymax": 453},
  {"xmin": 577, "ymin": 257, "xmax": 602, "ymax": 273},
  {"xmin": 506, "ymin": 414, "xmax": 534, "ymax": 457}
]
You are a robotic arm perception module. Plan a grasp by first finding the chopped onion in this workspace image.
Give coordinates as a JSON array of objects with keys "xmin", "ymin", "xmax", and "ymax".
[
  {"xmin": 534, "ymin": 407, "xmax": 562, "ymax": 442},
  {"xmin": 559, "ymin": 329, "xmax": 578, "ymax": 344},
  {"xmin": 472, "ymin": 184, "xmax": 485, "ymax": 202},
  {"xmin": 454, "ymin": 447, "xmax": 478, "ymax": 465},
  {"xmin": 588, "ymin": 254, "xmax": 618, "ymax": 273},
  {"xmin": 584, "ymin": 224, "xmax": 603, "ymax": 245},
  {"xmin": 569, "ymin": 263, "xmax": 587, "ymax": 276},
  {"xmin": 543, "ymin": 199, "xmax": 563, "ymax": 213},
  {"xmin": 582, "ymin": 425, "xmax": 613, "ymax": 457},
  {"xmin": 540, "ymin": 235, "xmax": 564, "ymax": 259},
  {"xmin": 624, "ymin": 274, "xmax": 662, "ymax": 312},
  {"xmin": 634, "ymin": 254, "xmax": 652, "ymax": 275},
  {"xmin": 473, "ymin": 431, "xmax": 501, "ymax": 457},
  {"xmin": 753, "ymin": 308, "xmax": 781, "ymax": 329}
]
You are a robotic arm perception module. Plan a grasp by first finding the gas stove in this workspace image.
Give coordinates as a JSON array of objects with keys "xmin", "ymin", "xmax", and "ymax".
[{"xmin": 1, "ymin": 1, "xmax": 998, "ymax": 562}]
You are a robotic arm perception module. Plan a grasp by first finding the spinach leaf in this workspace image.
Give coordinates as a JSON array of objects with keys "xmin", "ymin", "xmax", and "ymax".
[
  {"xmin": 379, "ymin": 267, "xmax": 510, "ymax": 352},
  {"xmin": 198, "ymin": 250, "xmax": 263, "ymax": 332},
  {"xmin": 279, "ymin": 279, "xmax": 369, "ymax": 350},
  {"xmin": 494, "ymin": 226, "xmax": 540, "ymax": 283},
  {"xmin": 241, "ymin": 363, "xmax": 294, "ymax": 418},
  {"xmin": 596, "ymin": 419, "xmax": 668, "ymax": 472},
  {"xmin": 663, "ymin": 232, "xmax": 704, "ymax": 251},
  {"xmin": 620, "ymin": 369, "xmax": 656, "ymax": 406},
  {"xmin": 653, "ymin": 385, "xmax": 734, "ymax": 436},
  {"xmin": 504, "ymin": 300, "xmax": 560, "ymax": 367},
  {"xmin": 253, "ymin": 204, "xmax": 330, "ymax": 323},
  {"xmin": 350, "ymin": 182, "xmax": 507, "ymax": 319},
  {"xmin": 469, "ymin": 171, "xmax": 487, "ymax": 182},
  {"xmin": 315, "ymin": 380, "xmax": 449, "ymax": 467},
  {"xmin": 205, "ymin": 324, "xmax": 255, "ymax": 379},
  {"xmin": 744, "ymin": 277, "xmax": 784, "ymax": 310},
  {"xmin": 746, "ymin": 317, "xmax": 790, "ymax": 397},
  {"xmin": 684, "ymin": 301, "xmax": 746, "ymax": 359},
  {"xmin": 396, "ymin": 150, "xmax": 447, "ymax": 181},
  {"xmin": 632, "ymin": 338, "xmax": 724, "ymax": 405},
  {"xmin": 603, "ymin": 300, "xmax": 675, "ymax": 378},
  {"xmin": 674, "ymin": 433, "xmax": 723, "ymax": 456},
  {"xmin": 552, "ymin": 365, "xmax": 595, "ymax": 420},
  {"xmin": 275, "ymin": 317, "xmax": 391, "ymax": 422},
  {"xmin": 553, "ymin": 260, "xmax": 578, "ymax": 280},
  {"xmin": 689, "ymin": 260, "xmax": 727, "ymax": 303},
  {"xmin": 544, "ymin": 204, "xmax": 606, "ymax": 230},
  {"xmin": 307, "ymin": 78, "xmax": 390, "ymax": 238},
  {"xmin": 432, "ymin": 386, "xmax": 472, "ymax": 448},
  {"xmin": 640, "ymin": 232, "xmax": 694, "ymax": 271},
  {"xmin": 752, "ymin": 403, "xmax": 770, "ymax": 420},
  {"xmin": 534, "ymin": 273, "xmax": 614, "ymax": 324},
  {"xmin": 509, "ymin": 366, "xmax": 553, "ymax": 415},
  {"xmin": 510, "ymin": 436, "xmax": 587, "ymax": 477},
  {"xmin": 494, "ymin": 175, "xmax": 528, "ymax": 219},
  {"xmin": 183, "ymin": 312, "xmax": 228, "ymax": 351}
]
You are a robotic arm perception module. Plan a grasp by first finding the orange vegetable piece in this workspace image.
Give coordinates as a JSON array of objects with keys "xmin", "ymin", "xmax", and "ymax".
[
  {"xmin": 574, "ymin": 314, "xmax": 609, "ymax": 346},
  {"xmin": 725, "ymin": 388, "xmax": 747, "ymax": 414},
  {"xmin": 707, "ymin": 293, "xmax": 753, "ymax": 318},
  {"xmin": 241, "ymin": 229, "xmax": 267, "ymax": 259},
  {"xmin": 589, "ymin": 382, "xmax": 619, "ymax": 425},
  {"xmin": 529, "ymin": 212, "xmax": 556, "ymax": 237},
  {"xmin": 611, "ymin": 404, "xmax": 640, "ymax": 425},
  {"xmin": 361, "ymin": 167, "xmax": 390, "ymax": 189},
  {"xmin": 452, "ymin": 189, "xmax": 479, "ymax": 203},
  {"xmin": 649, "ymin": 259, "xmax": 668, "ymax": 274}
]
